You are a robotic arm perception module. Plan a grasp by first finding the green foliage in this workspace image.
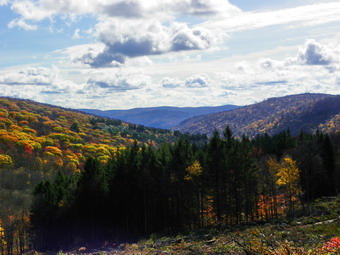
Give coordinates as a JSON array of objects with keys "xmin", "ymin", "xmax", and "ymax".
[{"xmin": 70, "ymin": 122, "xmax": 80, "ymax": 133}]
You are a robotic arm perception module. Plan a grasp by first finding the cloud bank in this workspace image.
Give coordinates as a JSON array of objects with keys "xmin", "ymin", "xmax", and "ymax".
[
  {"xmin": 10, "ymin": 0, "xmax": 241, "ymax": 21},
  {"xmin": 2, "ymin": 0, "xmax": 340, "ymax": 109},
  {"xmin": 1, "ymin": 39, "xmax": 339, "ymax": 109},
  {"xmin": 7, "ymin": 0, "xmax": 340, "ymax": 68},
  {"xmin": 203, "ymin": 2, "xmax": 340, "ymax": 32},
  {"xmin": 84, "ymin": 69, "xmax": 150, "ymax": 92}
]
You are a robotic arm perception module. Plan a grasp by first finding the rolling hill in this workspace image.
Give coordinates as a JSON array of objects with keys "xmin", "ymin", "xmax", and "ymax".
[
  {"xmin": 0, "ymin": 97, "xmax": 177, "ymax": 173},
  {"xmin": 80, "ymin": 105, "xmax": 239, "ymax": 129},
  {"xmin": 175, "ymin": 93, "xmax": 340, "ymax": 137}
]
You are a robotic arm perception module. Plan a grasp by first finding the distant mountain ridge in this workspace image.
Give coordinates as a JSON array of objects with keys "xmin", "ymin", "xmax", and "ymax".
[
  {"xmin": 80, "ymin": 105, "xmax": 239, "ymax": 129},
  {"xmin": 175, "ymin": 93, "xmax": 340, "ymax": 137}
]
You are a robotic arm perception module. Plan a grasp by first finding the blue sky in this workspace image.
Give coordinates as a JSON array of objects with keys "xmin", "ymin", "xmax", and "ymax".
[{"xmin": 0, "ymin": 0, "xmax": 340, "ymax": 109}]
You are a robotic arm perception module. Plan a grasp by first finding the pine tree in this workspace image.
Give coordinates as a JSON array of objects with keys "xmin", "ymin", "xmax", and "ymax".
[{"xmin": 73, "ymin": 157, "xmax": 108, "ymax": 243}]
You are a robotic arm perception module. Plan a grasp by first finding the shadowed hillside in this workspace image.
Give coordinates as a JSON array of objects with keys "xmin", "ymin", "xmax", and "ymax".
[{"xmin": 175, "ymin": 93, "xmax": 340, "ymax": 137}]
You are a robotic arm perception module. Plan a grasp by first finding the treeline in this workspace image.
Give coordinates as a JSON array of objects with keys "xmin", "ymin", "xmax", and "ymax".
[{"xmin": 30, "ymin": 129, "xmax": 339, "ymax": 251}]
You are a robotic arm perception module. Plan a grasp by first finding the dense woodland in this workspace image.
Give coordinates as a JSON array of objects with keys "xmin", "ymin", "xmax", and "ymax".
[
  {"xmin": 0, "ymin": 97, "xmax": 339, "ymax": 253},
  {"xmin": 0, "ymin": 98, "xmax": 204, "ymax": 254},
  {"xmin": 29, "ymin": 129, "xmax": 339, "ymax": 252}
]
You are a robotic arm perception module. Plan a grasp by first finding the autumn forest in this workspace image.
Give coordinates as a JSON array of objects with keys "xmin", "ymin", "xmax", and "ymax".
[{"xmin": 0, "ymin": 97, "xmax": 339, "ymax": 253}]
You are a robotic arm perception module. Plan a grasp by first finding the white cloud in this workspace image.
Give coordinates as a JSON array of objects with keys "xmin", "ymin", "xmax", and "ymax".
[
  {"xmin": 125, "ymin": 56, "xmax": 153, "ymax": 67},
  {"xmin": 9, "ymin": 0, "xmax": 340, "ymax": 70},
  {"xmin": 185, "ymin": 74, "xmax": 210, "ymax": 88},
  {"xmin": 0, "ymin": 0, "xmax": 10, "ymax": 6},
  {"xmin": 74, "ymin": 19, "xmax": 226, "ymax": 67},
  {"xmin": 171, "ymin": 23, "xmax": 225, "ymax": 51},
  {"xmin": 161, "ymin": 0, "xmax": 239, "ymax": 18},
  {"xmin": 41, "ymin": 80, "xmax": 79, "ymax": 94},
  {"xmin": 72, "ymin": 28, "xmax": 82, "ymax": 39},
  {"xmin": 224, "ymin": 40, "xmax": 340, "ymax": 95},
  {"xmin": 161, "ymin": 77, "xmax": 181, "ymax": 88},
  {"xmin": 7, "ymin": 19, "xmax": 37, "ymax": 31},
  {"xmin": 9, "ymin": 0, "xmax": 241, "ymax": 21},
  {"xmin": 7, "ymin": 0, "xmax": 231, "ymax": 66},
  {"xmin": 10, "ymin": 0, "xmax": 54, "ymax": 21},
  {"xmin": 1, "ymin": 38, "xmax": 340, "ymax": 110},
  {"xmin": 0, "ymin": 67, "xmax": 56, "ymax": 85},
  {"xmin": 0, "ymin": 66, "xmax": 84, "ymax": 105},
  {"xmin": 203, "ymin": 2, "xmax": 340, "ymax": 32},
  {"xmin": 295, "ymin": 39, "xmax": 339, "ymax": 65},
  {"xmin": 0, "ymin": 66, "xmax": 83, "ymax": 95},
  {"xmin": 9, "ymin": 0, "xmax": 340, "ymax": 33},
  {"xmin": 68, "ymin": 39, "xmax": 340, "ymax": 108},
  {"xmin": 83, "ymin": 69, "xmax": 150, "ymax": 92},
  {"xmin": 65, "ymin": 43, "xmax": 108, "ymax": 67},
  {"xmin": 235, "ymin": 61, "xmax": 252, "ymax": 74}
]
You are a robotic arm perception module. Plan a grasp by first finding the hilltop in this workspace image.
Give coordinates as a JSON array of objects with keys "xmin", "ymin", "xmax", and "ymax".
[{"xmin": 175, "ymin": 93, "xmax": 340, "ymax": 137}]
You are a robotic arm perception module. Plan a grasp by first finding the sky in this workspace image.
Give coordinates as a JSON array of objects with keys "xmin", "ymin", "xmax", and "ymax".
[{"xmin": 0, "ymin": 0, "xmax": 340, "ymax": 110}]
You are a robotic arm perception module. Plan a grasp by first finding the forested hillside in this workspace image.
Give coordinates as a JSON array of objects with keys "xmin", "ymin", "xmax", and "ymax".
[
  {"xmin": 0, "ymin": 97, "xmax": 186, "ymax": 173},
  {"xmin": 176, "ymin": 93, "xmax": 340, "ymax": 137},
  {"xmin": 0, "ymin": 97, "xmax": 339, "ymax": 254},
  {"xmin": 80, "ymin": 105, "xmax": 239, "ymax": 129},
  {"xmin": 0, "ymin": 97, "xmax": 205, "ymax": 254},
  {"xmin": 30, "ymin": 128, "xmax": 340, "ymax": 252}
]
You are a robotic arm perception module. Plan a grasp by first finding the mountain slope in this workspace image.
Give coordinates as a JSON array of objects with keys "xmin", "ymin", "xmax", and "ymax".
[
  {"xmin": 0, "ymin": 97, "xmax": 176, "ymax": 173},
  {"xmin": 80, "ymin": 105, "xmax": 239, "ymax": 129},
  {"xmin": 175, "ymin": 93, "xmax": 340, "ymax": 137}
]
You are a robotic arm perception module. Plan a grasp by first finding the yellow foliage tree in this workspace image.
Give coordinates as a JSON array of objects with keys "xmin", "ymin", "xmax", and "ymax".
[
  {"xmin": 275, "ymin": 156, "xmax": 300, "ymax": 186},
  {"xmin": 0, "ymin": 154, "xmax": 13, "ymax": 168},
  {"xmin": 184, "ymin": 161, "xmax": 203, "ymax": 181},
  {"xmin": 267, "ymin": 155, "xmax": 301, "ymax": 214}
]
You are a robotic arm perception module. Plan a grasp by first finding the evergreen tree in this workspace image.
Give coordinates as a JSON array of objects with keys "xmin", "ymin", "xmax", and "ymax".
[
  {"xmin": 206, "ymin": 130, "xmax": 224, "ymax": 222},
  {"xmin": 73, "ymin": 157, "xmax": 108, "ymax": 243},
  {"xmin": 321, "ymin": 134, "xmax": 336, "ymax": 195}
]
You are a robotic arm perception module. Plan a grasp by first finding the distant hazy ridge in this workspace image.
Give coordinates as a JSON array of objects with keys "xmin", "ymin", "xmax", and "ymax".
[{"xmin": 80, "ymin": 105, "xmax": 239, "ymax": 129}]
